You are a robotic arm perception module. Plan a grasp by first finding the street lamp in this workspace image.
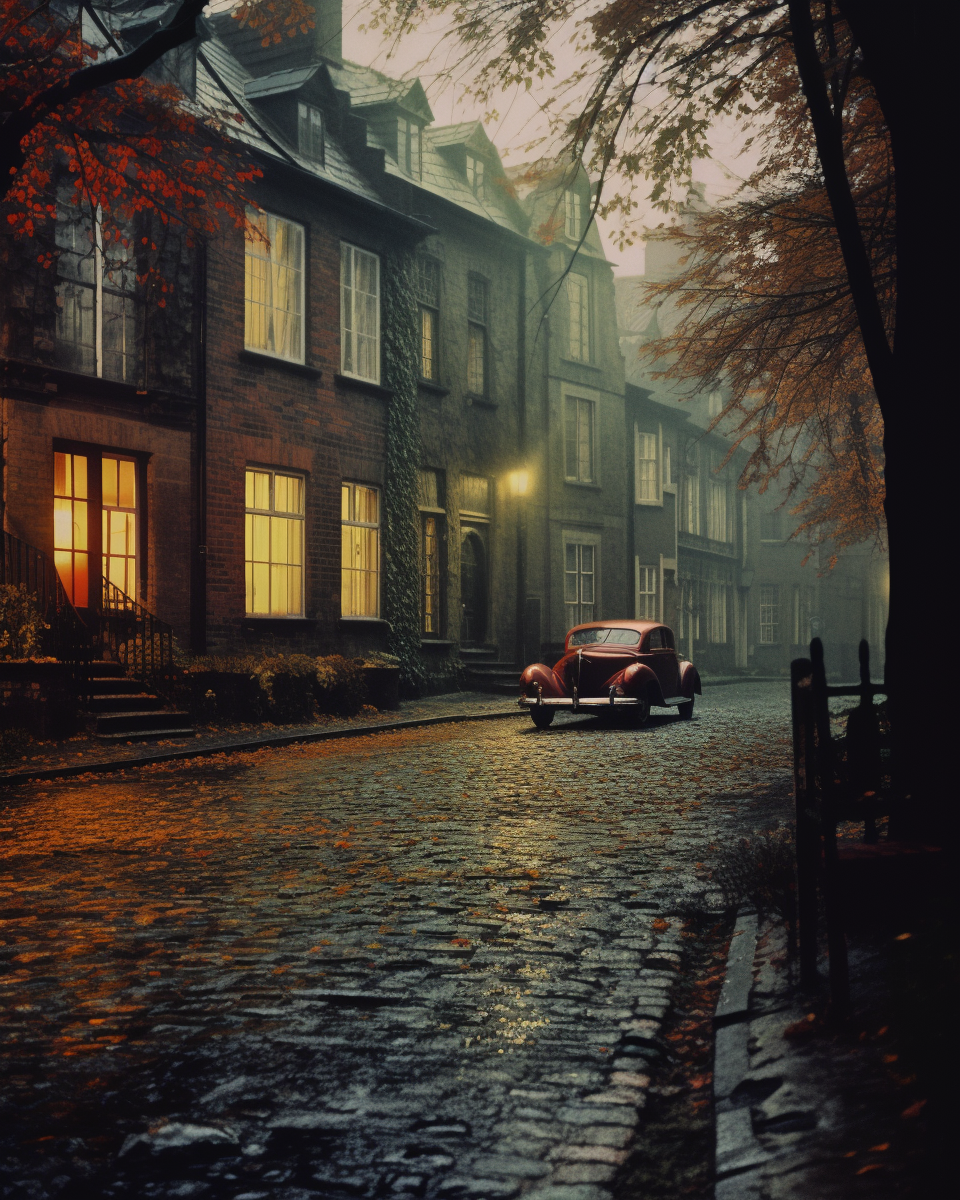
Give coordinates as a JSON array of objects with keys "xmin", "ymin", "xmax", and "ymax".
[{"xmin": 507, "ymin": 469, "xmax": 532, "ymax": 667}]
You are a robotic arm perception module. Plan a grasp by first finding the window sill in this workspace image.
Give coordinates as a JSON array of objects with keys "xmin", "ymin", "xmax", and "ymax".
[
  {"xmin": 465, "ymin": 394, "xmax": 498, "ymax": 409},
  {"xmin": 241, "ymin": 616, "xmax": 316, "ymax": 632},
  {"xmin": 335, "ymin": 373, "xmax": 394, "ymax": 401},
  {"xmin": 239, "ymin": 349, "xmax": 322, "ymax": 379},
  {"xmin": 421, "ymin": 638, "xmax": 455, "ymax": 647},
  {"xmin": 339, "ymin": 616, "xmax": 391, "ymax": 628},
  {"xmin": 418, "ymin": 379, "xmax": 450, "ymax": 397},
  {"xmin": 635, "ymin": 498, "xmax": 664, "ymax": 507},
  {"xmin": 564, "ymin": 479, "xmax": 602, "ymax": 491},
  {"xmin": 559, "ymin": 358, "xmax": 602, "ymax": 371}
]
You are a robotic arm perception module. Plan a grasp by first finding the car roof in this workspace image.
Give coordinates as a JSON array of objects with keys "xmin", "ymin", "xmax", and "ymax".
[{"xmin": 566, "ymin": 619, "xmax": 669, "ymax": 636}]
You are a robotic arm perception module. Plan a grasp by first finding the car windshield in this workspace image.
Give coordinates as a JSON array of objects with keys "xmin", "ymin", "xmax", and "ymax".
[{"xmin": 568, "ymin": 628, "xmax": 641, "ymax": 647}]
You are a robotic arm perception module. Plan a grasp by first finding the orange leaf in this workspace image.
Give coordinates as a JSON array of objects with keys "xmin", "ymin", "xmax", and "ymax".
[{"xmin": 901, "ymin": 1100, "xmax": 927, "ymax": 1119}]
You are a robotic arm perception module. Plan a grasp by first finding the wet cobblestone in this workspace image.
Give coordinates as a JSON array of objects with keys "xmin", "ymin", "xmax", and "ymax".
[{"xmin": 1, "ymin": 683, "xmax": 792, "ymax": 1199}]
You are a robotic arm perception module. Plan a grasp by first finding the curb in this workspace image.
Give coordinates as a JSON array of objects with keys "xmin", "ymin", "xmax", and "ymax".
[
  {"xmin": 0, "ymin": 707, "xmax": 525, "ymax": 789},
  {"xmin": 713, "ymin": 909, "xmax": 767, "ymax": 1199}
]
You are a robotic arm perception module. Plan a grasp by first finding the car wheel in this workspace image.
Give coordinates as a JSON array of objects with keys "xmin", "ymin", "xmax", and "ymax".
[
  {"xmin": 630, "ymin": 692, "xmax": 651, "ymax": 728},
  {"xmin": 677, "ymin": 695, "xmax": 695, "ymax": 720},
  {"xmin": 531, "ymin": 707, "xmax": 555, "ymax": 730}
]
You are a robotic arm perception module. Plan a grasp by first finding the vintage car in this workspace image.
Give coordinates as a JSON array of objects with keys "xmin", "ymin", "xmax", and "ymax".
[{"xmin": 518, "ymin": 619, "xmax": 701, "ymax": 729}]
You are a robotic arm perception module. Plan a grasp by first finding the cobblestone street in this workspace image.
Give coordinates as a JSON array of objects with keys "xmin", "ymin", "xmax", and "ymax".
[{"xmin": 1, "ymin": 683, "xmax": 792, "ymax": 1200}]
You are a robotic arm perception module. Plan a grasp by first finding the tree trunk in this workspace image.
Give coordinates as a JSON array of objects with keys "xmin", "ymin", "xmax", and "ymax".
[{"xmin": 837, "ymin": 0, "xmax": 954, "ymax": 842}]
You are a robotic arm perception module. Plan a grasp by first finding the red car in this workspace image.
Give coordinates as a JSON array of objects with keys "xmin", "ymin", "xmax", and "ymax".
[{"xmin": 519, "ymin": 619, "xmax": 700, "ymax": 729}]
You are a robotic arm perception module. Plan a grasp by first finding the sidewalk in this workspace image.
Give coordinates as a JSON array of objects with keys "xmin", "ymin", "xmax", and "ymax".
[
  {"xmin": 0, "ymin": 690, "xmax": 522, "ymax": 787},
  {"xmin": 713, "ymin": 915, "xmax": 934, "ymax": 1198}
]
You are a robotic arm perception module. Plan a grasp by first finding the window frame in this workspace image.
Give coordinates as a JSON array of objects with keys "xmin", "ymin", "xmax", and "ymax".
[
  {"xmin": 416, "ymin": 255, "xmax": 441, "ymax": 382},
  {"xmin": 340, "ymin": 242, "xmax": 381, "ymax": 384},
  {"xmin": 398, "ymin": 116, "xmax": 422, "ymax": 179},
  {"xmin": 298, "ymin": 101, "xmax": 326, "ymax": 164},
  {"xmin": 635, "ymin": 560, "xmax": 659, "ymax": 621},
  {"xmin": 341, "ymin": 481, "xmax": 381, "ymax": 619},
  {"xmin": 465, "ymin": 154, "xmax": 485, "ymax": 199},
  {"xmin": 244, "ymin": 466, "xmax": 306, "ymax": 618},
  {"xmin": 244, "ymin": 208, "xmax": 306, "ymax": 365},
  {"xmin": 635, "ymin": 425, "xmax": 662, "ymax": 504},
  {"xmin": 563, "ymin": 391, "xmax": 598, "ymax": 485},
  {"xmin": 564, "ymin": 189, "xmax": 582, "ymax": 240},
  {"xmin": 466, "ymin": 274, "xmax": 488, "ymax": 397},
  {"xmin": 565, "ymin": 271, "xmax": 590, "ymax": 362},
  {"xmin": 759, "ymin": 583, "xmax": 781, "ymax": 645},
  {"xmin": 564, "ymin": 539, "xmax": 598, "ymax": 628}
]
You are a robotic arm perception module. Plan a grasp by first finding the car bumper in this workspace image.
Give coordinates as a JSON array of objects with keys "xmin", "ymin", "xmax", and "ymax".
[{"xmin": 519, "ymin": 695, "xmax": 640, "ymax": 711}]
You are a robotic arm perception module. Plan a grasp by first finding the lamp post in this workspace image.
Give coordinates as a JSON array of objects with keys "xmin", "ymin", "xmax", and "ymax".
[{"xmin": 508, "ymin": 470, "xmax": 530, "ymax": 668}]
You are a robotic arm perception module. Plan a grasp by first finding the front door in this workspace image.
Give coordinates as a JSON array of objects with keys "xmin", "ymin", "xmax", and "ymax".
[
  {"xmin": 460, "ymin": 526, "xmax": 488, "ymax": 644},
  {"xmin": 53, "ymin": 450, "xmax": 139, "ymax": 608}
]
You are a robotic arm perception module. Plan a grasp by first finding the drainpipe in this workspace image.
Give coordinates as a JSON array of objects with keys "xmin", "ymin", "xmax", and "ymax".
[
  {"xmin": 190, "ymin": 241, "xmax": 208, "ymax": 655},
  {"xmin": 515, "ymin": 249, "xmax": 527, "ymax": 668}
]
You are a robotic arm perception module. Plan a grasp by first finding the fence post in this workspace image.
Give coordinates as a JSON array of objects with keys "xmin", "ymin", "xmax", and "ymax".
[{"xmin": 791, "ymin": 656, "xmax": 819, "ymax": 991}]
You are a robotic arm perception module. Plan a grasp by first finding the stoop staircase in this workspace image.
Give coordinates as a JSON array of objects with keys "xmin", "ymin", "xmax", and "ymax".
[
  {"xmin": 461, "ymin": 645, "xmax": 522, "ymax": 695},
  {"xmin": 85, "ymin": 661, "xmax": 194, "ymax": 743}
]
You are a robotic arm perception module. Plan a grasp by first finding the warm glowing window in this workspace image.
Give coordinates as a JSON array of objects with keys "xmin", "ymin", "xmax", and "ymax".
[
  {"xmin": 245, "ymin": 209, "xmax": 305, "ymax": 362},
  {"xmin": 53, "ymin": 452, "xmax": 89, "ymax": 607},
  {"xmin": 565, "ymin": 272, "xmax": 589, "ymax": 361},
  {"xmin": 564, "ymin": 395, "xmax": 596, "ymax": 483},
  {"xmin": 341, "ymin": 483, "xmax": 380, "ymax": 618},
  {"xmin": 102, "ymin": 456, "xmax": 138, "ymax": 597},
  {"xmin": 565, "ymin": 542, "xmax": 596, "ymax": 627},
  {"xmin": 244, "ymin": 468, "xmax": 305, "ymax": 616},
  {"xmin": 340, "ymin": 243, "xmax": 381, "ymax": 383}
]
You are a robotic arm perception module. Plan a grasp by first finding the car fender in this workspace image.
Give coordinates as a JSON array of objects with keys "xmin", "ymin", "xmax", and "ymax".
[
  {"xmin": 520, "ymin": 663, "xmax": 567, "ymax": 698},
  {"xmin": 679, "ymin": 661, "xmax": 702, "ymax": 697},
  {"xmin": 622, "ymin": 662, "xmax": 665, "ymax": 705}
]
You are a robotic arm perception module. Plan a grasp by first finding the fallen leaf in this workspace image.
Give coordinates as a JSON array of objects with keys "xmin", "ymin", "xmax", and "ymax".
[{"xmin": 901, "ymin": 1100, "xmax": 927, "ymax": 1119}]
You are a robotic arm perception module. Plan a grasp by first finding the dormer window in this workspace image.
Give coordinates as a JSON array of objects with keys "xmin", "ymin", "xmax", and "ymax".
[
  {"xmin": 564, "ymin": 189, "xmax": 582, "ymax": 239},
  {"xmin": 298, "ymin": 103, "xmax": 325, "ymax": 164},
  {"xmin": 398, "ymin": 117, "xmax": 422, "ymax": 179},
  {"xmin": 466, "ymin": 155, "xmax": 485, "ymax": 200}
]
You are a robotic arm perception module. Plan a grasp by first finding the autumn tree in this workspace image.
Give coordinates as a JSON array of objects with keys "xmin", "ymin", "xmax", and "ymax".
[{"xmin": 377, "ymin": 0, "xmax": 951, "ymax": 839}]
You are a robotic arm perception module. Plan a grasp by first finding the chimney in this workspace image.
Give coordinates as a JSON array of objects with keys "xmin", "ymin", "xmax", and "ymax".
[{"xmin": 315, "ymin": 0, "xmax": 343, "ymax": 65}]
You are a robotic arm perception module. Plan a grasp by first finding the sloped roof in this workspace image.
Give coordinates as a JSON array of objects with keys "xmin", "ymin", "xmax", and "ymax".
[
  {"xmin": 243, "ymin": 65, "xmax": 322, "ymax": 100},
  {"xmin": 331, "ymin": 62, "xmax": 434, "ymax": 122}
]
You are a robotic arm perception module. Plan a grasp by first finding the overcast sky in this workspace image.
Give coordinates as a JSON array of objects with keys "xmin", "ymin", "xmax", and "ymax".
[{"xmin": 342, "ymin": 1, "xmax": 759, "ymax": 276}]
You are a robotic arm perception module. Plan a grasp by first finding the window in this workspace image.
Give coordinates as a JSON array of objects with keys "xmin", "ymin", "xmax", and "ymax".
[
  {"xmin": 467, "ymin": 275, "xmax": 487, "ymax": 395},
  {"xmin": 341, "ymin": 483, "xmax": 380, "ymax": 618},
  {"xmin": 636, "ymin": 563, "xmax": 658, "ymax": 620},
  {"xmin": 706, "ymin": 477, "xmax": 730, "ymax": 542},
  {"xmin": 245, "ymin": 209, "xmax": 305, "ymax": 363},
  {"xmin": 398, "ymin": 117, "xmax": 422, "ymax": 178},
  {"xmin": 565, "ymin": 272, "xmax": 590, "ymax": 361},
  {"xmin": 759, "ymin": 584, "xmax": 780, "ymax": 644},
  {"xmin": 460, "ymin": 474, "xmax": 491, "ymax": 516},
  {"xmin": 663, "ymin": 443, "xmax": 673, "ymax": 487},
  {"xmin": 244, "ymin": 469, "xmax": 305, "ymax": 616},
  {"xmin": 466, "ymin": 154, "xmax": 485, "ymax": 199},
  {"xmin": 55, "ymin": 199, "xmax": 139, "ymax": 382},
  {"xmin": 564, "ymin": 395, "xmax": 596, "ymax": 484},
  {"xmin": 793, "ymin": 584, "xmax": 815, "ymax": 645},
  {"xmin": 707, "ymin": 389, "xmax": 723, "ymax": 419},
  {"xmin": 298, "ymin": 102, "xmax": 325, "ymax": 163},
  {"xmin": 707, "ymin": 570, "xmax": 729, "ymax": 643},
  {"xmin": 760, "ymin": 509, "xmax": 782, "ymax": 541},
  {"xmin": 564, "ymin": 189, "xmax": 582, "ymax": 239},
  {"xmin": 53, "ymin": 452, "xmax": 89, "ymax": 607},
  {"xmin": 680, "ymin": 444, "xmax": 701, "ymax": 534},
  {"xmin": 101, "ymin": 456, "xmax": 138, "ymax": 597},
  {"xmin": 421, "ymin": 515, "xmax": 441, "ymax": 635},
  {"xmin": 565, "ymin": 542, "xmax": 596, "ymax": 626},
  {"xmin": 340, "ymin": 243, "xmax": 381, "ymax": 383},
  {"xmin": 417, "ymin": 255, "xmax": 441, "ymax": 381},
  {"xmin": 635, "ymin": 429, "xmax": 659, "ymax": 503},
  {"xmin": 678, "ymin": 578, "xmax": 701, "ymax": 647}
]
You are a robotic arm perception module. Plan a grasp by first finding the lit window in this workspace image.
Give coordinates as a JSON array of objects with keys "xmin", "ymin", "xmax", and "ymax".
[
  {"xmin": 635, "ymin": 429, "xmax": 659, "ymax": 503},
  {"xmin": 564, "ymin": 189, "xmax": 582, "ymax": 239},
  {"xmin": 341, "ymin": 483, "xmax": 380, "ymax": 618},
  {"xmin": 417, "ymin": 255, "xmax": 441, "ymax": 381},
  {"xmin": 398, "ymin": 117, "xmax": 422, "ymax": 178},
  {"xmin": 244, "ymin": 468, "xmax": 305, "ymax": 616},
  {"xmin": 340, "ymin": 243, "xmax": 380, "ymax": 383},
  {"xmin": 55, "ymin": 198, "xmax": 139, "ymax": 383},
  {"xmin": 467, "ymin": 275, "xmax": 487, "ymax": 395},
  {"xmin": 53, "ymin": 452, "xmax": 89, "ymax": 607},
  {"xmin": 565, "ymin": 272, "xmax": 589, "ymax": 361},
  {"xmin": 422, "ymin": 515, "xmax": 441, "ymax": 635},
  {"xmin": 245, "ymin": 209, "xmax": 305, "ymax": 363},
  {"xmin": 564, "ymin": 394, "xmax": 596, "ymax": 483},
  {"xmin": 759, "ymin": 584, "xmax": 780, "ymax": 644},
  {"xmin": 466, "ymin": 154, "xmax": 485, "ymax": 199},
  {"xmin": 298, "ymin": 102, "xmax": 325, "ymax": 163},
  {"xmin": 636, "ymin": 563, "xmax": 658, "ymax": 620},
  {"xmin": 102, "ymin": 456, "xmax": 138, "ymax": 598},
  {"xmin": 565, "ymin": 542, "xmax": 596, "ymax": 626}
]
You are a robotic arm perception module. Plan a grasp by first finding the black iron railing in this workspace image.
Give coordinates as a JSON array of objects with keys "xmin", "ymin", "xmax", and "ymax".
[
  {"xmin": 1, "ymin": 530, "xmax": 91, "ymax": 683},
  {"xmin": 100, "ymin": 578, "xmax": 176, "ymax": 696}
]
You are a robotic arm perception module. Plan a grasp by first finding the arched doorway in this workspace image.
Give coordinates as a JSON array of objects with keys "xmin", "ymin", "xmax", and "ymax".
[{"xmin": 460, "ymin": 527, "xmax": 488, "ymax": 644}]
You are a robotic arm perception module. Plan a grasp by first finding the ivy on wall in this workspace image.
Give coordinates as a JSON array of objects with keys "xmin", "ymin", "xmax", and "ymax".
[{"xmin": 381, "ymin": 247, "xmax": 426, "ymax": 695}]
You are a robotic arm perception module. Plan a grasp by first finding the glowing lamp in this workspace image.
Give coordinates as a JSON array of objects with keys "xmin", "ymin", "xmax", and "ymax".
[{"xmin": 508, "ymin": 470, "xmax": 530, "ymax": 497}]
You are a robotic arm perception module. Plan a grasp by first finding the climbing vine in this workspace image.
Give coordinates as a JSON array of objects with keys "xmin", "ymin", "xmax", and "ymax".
[{"xmin": 381, "ymin": 247, "xmax": 426, "ymax": 695}]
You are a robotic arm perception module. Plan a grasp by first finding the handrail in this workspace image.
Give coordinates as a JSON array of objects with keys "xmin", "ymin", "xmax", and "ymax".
[
  {"xmin": 99, "ymin": 578, "xmax": 177, "ymax": 697},
  {"xmin": 1, "ymin": 531, "xmax": 91, "ymax": 687}
]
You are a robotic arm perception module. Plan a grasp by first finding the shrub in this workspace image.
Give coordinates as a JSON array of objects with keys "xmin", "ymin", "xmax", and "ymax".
[
  {"xmin": 0, "ymin": 585, "xmax": 49, "ymax": 660},
  {"xmin": 711, "ymin": 827, "xmax": 796, "ymax": 923},
  {"xmin": 314, "ymin": 655, "xmax": 366, "ymax": 716}
]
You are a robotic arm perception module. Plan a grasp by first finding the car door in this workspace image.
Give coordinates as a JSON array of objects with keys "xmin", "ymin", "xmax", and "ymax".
[{"xmin": 645, "ymin": 627, "xmax": 680, "ymax": 697}]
